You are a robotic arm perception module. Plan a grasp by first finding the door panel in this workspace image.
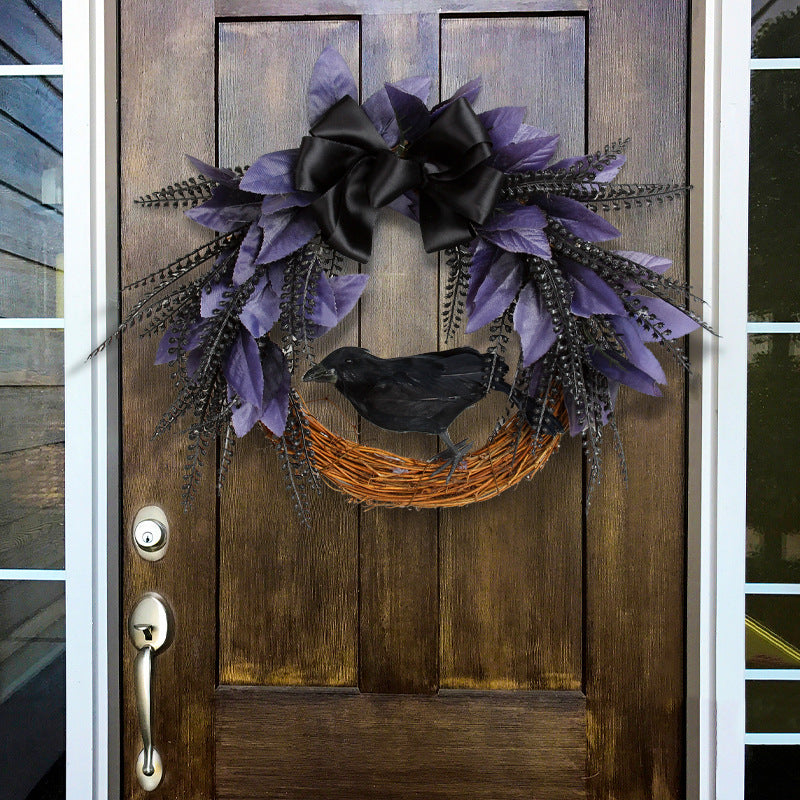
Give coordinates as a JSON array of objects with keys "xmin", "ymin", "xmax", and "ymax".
[
  {"xmin": 216, "ymin": 688, "xmax": 585, "ymax": 800},
  {"xmin": 120, "ymin": 1, "xmax": 689, "ymax": 798}
]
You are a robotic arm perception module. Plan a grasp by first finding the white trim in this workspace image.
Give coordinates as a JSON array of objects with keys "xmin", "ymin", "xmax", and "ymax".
[
  {"xmin": 750, "ymin": 57, "xmax": 800, "ymax": 70},
  {"xmin": 746, "ymin": 583, "xmax": 800, "ymax": 595},
  {"xmin": 746, "ymin": 670, "xmax": 800, "ymax": 680},
  {"xmin": 0, "ymin": 569, "xmax": 66, "ymax": 581},
  {"xmin": 715, "ymin": 0, "xmax": 751, "ymax": 797},
  {"xmin": 0, "ymin": 65, "xmax": 64, "ymax": 76},
  {"xmin": 744, "ymin": 733, "xmax": 800, "ymax": 745},
  {"xmin": 746, "ymin": 322, "xmax": 800, "ymax": 333},
  {"xmin": 63, "ymin": 1, "xmax": 119, "ymax": 800},
  {"xmin": 0, "ymin": 318, "xmax": 65, "ymax": 328}
]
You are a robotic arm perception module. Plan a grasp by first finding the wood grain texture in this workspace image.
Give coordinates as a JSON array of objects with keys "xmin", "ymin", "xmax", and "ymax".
[
  {"xmin": 216, "ymin": 0, "xmax": 589, "ymax": 16},
  {"xmin": 357, "ymin": 13, "xmax": 440, "ymax": 695},
  {"xmin": 0, "ymin": 252, "xmax": 62, "ymax": 318},
  {"xmin": 439, "ymin": 16, "xmax": 585, "ymax": 692},
  {"xmin": 217, "ymin": 20, "xmax": 360, "ymax": 688},
  {"xmin": 0, "ymin": 329, "xmax": 63, "ymax": 385},
  {"xmin": 120, "ymin": 2, "xmax": 217, "ymax": 799},
  {"xmin": 216, "ymin": 686, "xmax": 587, "ymax": 800},
  {"xmin": 585, "ymin": 1, "xmax": 688, "ymax": 798},
  {"xmin": 0, "ymin": 443, "xmax": 64, "ymax": 569}
]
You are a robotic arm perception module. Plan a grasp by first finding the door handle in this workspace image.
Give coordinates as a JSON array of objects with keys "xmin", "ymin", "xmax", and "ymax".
[{"xmin": 129, "ymin": 592, "xmax": 173, "ymax": 791}]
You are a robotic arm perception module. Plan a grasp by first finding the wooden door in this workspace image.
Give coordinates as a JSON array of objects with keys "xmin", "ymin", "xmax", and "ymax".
[{"xmin": 120, "ymin": 1, "xmax": 689, "ymax": 798}]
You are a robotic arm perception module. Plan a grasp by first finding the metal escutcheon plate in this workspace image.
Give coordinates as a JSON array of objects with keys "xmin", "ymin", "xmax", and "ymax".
[
  {"xmin": 136, "ymin": 747, "xmax": 163, "ymax": 791},
  {"xmin": 128, "ymin": 592, "xmax": 172, "ymax": 652}
]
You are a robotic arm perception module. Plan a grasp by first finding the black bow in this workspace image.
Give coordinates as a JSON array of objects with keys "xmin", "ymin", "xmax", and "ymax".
[{"xmin": 294, "ymin": 95, "xmax": 503, "ymax": 261}]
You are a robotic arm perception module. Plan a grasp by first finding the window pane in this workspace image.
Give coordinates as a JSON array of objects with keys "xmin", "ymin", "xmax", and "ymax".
[
  {"xmin": 0, "ymin": 0, "xmax": 61, "ymax": 65},
  {"xmin": 0, "ymin": 329, "xmax": 64, "ymax": 569},
  {"xmin": 0, "ymin": 580, "xmax": 65, "ymax": 800},
  {"xmin": 747, "ymin": 596, "xmax": 800, "ymax": 668},
  {"xmin": 747, "ymin": 681, "xmax": 800, "ymax": 732},
  {"xmin": 752, "ymin": 3, "xmax": 800, "ymax": 57},
  {"xmin": 747, "ymin": 334, "xmax": 800, "ymax": 582},
  {"xmin": 746, "ymin": 745, "xmax": 800, "ymax": 799},
  {"xmin": 0, "ymin": 77, "xmax": 63, "ymax": 318},
  {"xmin": 749, "ymin": 70, "xmax": 800, "ymax": 322}
]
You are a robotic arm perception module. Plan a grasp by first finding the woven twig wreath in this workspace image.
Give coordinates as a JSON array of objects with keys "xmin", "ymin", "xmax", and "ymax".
[
  {"xmin": 95, "ymin": 46, "xmax": 712, "ymax": 522},
  {"xmin": 262, "ymin": 392, "xmax": 567, "ymax": 509}
]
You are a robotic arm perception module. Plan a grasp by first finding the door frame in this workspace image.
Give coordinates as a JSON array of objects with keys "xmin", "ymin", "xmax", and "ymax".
[{"xmin": 64, "ymin": 0, "xmax": 749, "ymax": 797}]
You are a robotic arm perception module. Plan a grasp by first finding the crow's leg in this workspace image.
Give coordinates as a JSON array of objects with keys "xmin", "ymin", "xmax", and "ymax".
[{"xmin": 429, "ymin": 430, "xmax": 472, "ymax": 482}]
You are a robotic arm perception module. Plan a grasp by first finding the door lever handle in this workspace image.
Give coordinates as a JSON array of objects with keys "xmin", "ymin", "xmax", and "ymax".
[{"xmin": 129, "ymin": 592, "xmax": 173, "ymax": 791}]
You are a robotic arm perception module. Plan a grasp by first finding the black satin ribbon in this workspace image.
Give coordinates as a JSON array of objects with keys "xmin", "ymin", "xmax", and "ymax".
[{"xmin": 294, "ymin": 94, "xmax": 503, "ymax": 260}]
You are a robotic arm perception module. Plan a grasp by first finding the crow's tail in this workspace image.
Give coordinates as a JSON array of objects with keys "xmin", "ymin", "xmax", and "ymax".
[{"xmin": 492, "ymin": 377, "xmax": 564, "ymax": 436}]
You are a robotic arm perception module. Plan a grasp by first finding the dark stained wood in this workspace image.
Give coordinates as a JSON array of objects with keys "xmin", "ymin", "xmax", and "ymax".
[
  {"xmin": 120, "ymin": 1, "xmax": 217, "ymax": 799},
  {"xmin": 216, "ymin": 0, "xmax": 589, "ymax": 16},
  {"xmin": 0, "ymin": 443, "xmax": 64, "ymax": 569},
  {"xmin": 358, "ymin": 14, "xmax": 440, "ymax": 695},
  {"xmin": 585, "ymin": 1, "xmax": 688, "ymax": 798},
  {"xmin": 217, "ymin": 20, "xmax": 360, "ymax": 687},
  {"xmin": 439, "ymin": 15, "xmax": 585, "ymax": 693},
  {"xmin": 216, "ymin": 687, "xmax": 587, "ymax": 800}
]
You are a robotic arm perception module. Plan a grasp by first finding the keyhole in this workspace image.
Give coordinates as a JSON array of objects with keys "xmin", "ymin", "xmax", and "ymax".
[{"xmin": 135, "ymin": 623, "xmax": 154, "ymax": 642}]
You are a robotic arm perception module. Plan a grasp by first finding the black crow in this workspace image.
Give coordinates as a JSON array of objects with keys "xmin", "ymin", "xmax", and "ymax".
[{"xmin": 302, "ymin": 346, "xmax": 562, "ymax": 479}]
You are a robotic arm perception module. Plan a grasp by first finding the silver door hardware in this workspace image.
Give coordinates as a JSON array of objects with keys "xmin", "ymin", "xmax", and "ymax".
[
  {"xmin": 132, "ymin": 506, "xmax": 169, "ymax": 561},
  {"xmin": 129, "ymin": 592, "xmax": 173, "ymax": 791}
]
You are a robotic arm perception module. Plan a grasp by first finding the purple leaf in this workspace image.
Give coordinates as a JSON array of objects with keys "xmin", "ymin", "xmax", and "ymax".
[
  {"xmin": 611, "ymin": 316, "xmax": 667, "ymax": 385},
  {"xmin": 232, "ymin": 222, "xmax": 263, "ymax": 285},
  {"xmin": 613, "ymin": 250, "xmax": 672, "ymax": 275},
  {"xmin": 200, "ymin": 278, "xmax": 229, "ymax": 318},
  {"xmin": 479, "ymin": 204, "xmax": 551, "ymax": 258},
  {"xmin": 185, "ymin": 155, "xmax": 238, "ymax": 186},
  {"xmin": 493, "ymin": 132, "xmax": 560, "ymax": 172},
  {"xmin": 230, "ymin": 393, "xmax": 261, "ymax": 438},
  {"xmin": 239, "ymin": 149, "xmax": 299, "ymax": 195},
  {"xmin": 629, "ymin": 295, "xmax": 700, "ymax": 341},
  {"xmin": 308, "ymin": 47, "xmax": 358, "ymax": 126},
  {"xmin": 465, "ymin": 250, "xmax": 522, "ymax": 332},
  {"xmin": 560, "ymin": 259, "xmax": 626, "ymax": 317},
  {"xmin": 436, "ymin": 77, "xmax": 482, "ymax": 113},
  {"xmin": 589, "ymin": 346, "xmax": 662, "ymax": 397},
  {"xmin": 259, "ymin": 342, "xmax": 291, "ymax": 437},
  {"xmin": 310, "ymin": 272, "xmax": 369, "ymax": 336},
  {"xmin": 239, "ymin": 266, "xmax": 282, "ymax": 338},
  {"xmin": 386, "ymin": 192, "xmax": 418, "ymax": 221},
  {"xmin": 385, "ymin": 84, "xmax": 430, "ymax": 143},
  {"xmin": 537, "ymin": 195, "xmax": 621, "ymax": 242},
  {"xmin": 185, "ymin": 185, "xmax": 262, "ymax": 232},
  {"xmin": 259, "ymin": 191, "xmax": 315, "ymax": 215},
  {"xmin": 466, "ymin": 240, "xmax": 496, "ymax": 306},
  {"xmin": 255, "ymin": 208, "xmax": 318, "ymax": 265},
  {"xmin": 223, "ymin": 330, "xmax": 264, "ymax": 407},
  {"xmin": 514, "ymin": 281, "xmax": 558, "ymax": 366},
  {"xmin": 362, "ymin": 76, "xmax": 432, "ymax": 146},
  {"xmin": 478, "ymin": 106, "xmax": 526, "ymax": 150}
]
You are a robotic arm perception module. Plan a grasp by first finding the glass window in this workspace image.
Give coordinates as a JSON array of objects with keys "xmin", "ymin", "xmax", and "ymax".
[
  {"xmin": 0, "ymin": 329, "xmax": 64, "ymax": 569},
  {"xmin": 0, "ymin": 76, "xmax": 63, "ymax": 318},
  {"xmin": 747, "ymin": 595, "xmax": 800, "ymax": 668},
  {"xmin": 746, "ymin": 334, "xmax": 800, "ymax": 582},
  {"xmin": 747, "ymin": 681, "xmax": 800, "ymax": 732},
  {"xmin": 748, "ymin": 70, "xmax": 800, "ymax": 322},
  {"xmin": 0, "ymin": 580, "xmax": 65, "ymax": 800},
  {"xmin": 746, "ymin": 745, "xmax": 800, "ymax": 799},
  {"xmin": 752, "ymin": 2, "xmax": 800, "ymax": 57},
  {"xmin": 0, "ymin": 0, "xmax": 62, "ymax": 66}
]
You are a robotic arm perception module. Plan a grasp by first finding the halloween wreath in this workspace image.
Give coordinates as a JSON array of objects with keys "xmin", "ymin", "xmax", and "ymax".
[{"xmin": 98, "ymin": 48, "xmax": 710, "ymax": 520}]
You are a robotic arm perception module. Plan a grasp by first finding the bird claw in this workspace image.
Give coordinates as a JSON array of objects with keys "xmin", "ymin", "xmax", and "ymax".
[{"xmin": 429, "ymin": 439, "xmax": 472, "ymax": 483}]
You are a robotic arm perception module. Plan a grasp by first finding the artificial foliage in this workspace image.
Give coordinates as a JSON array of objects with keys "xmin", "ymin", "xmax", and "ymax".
[{"xmin": 97, "ymin": 47, "xmax": 710, "ymax": 516}]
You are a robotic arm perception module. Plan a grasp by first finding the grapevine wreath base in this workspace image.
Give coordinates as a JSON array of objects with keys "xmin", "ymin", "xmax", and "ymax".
[{"xmin": 262, "ymin": 393, "xmax": 568, "ymax": 510}]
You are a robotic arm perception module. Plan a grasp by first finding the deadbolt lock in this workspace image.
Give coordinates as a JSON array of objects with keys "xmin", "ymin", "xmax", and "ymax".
[{"xmin": 132, "ymin": 506, "xmax": 169, "ymax": 561}]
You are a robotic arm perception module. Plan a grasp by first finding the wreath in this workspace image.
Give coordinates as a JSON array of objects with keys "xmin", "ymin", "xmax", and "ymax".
[{"xmin": 99, "ymin": 47, "xmax": 710, "ymax": 521}]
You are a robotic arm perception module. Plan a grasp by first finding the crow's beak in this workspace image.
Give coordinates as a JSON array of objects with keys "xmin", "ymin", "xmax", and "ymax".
[{"xmin": 302, "ymin": 363, "xmax": 337, "ymax": 383}]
